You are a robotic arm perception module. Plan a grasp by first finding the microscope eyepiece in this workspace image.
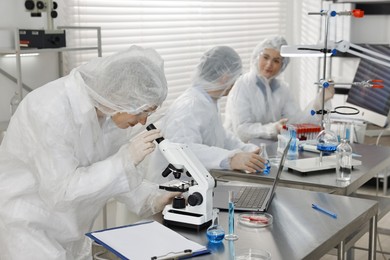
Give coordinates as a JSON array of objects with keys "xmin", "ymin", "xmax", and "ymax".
[
  {"xmin": 146, "ymin": 123, "xmax": 164, "ymax": 143},
  {"xmin": 146, "ymin": 123, "xmax": 156, "ymax": 131}
]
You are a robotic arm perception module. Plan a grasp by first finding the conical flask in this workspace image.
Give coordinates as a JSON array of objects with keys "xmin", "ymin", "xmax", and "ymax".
[{"xmin": 316, "ymin": 110, "xmax": 338, "ymax": 153}]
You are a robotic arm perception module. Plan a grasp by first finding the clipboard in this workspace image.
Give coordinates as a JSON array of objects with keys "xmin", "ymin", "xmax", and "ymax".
[{"xmin": 86, "ymin": 221, "xmax": 210, "ymax": 260}]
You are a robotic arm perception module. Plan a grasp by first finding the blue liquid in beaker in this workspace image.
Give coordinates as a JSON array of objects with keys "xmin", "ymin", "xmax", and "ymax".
[{"xmin": 206, "ymin": 227, "xmax": 225, "ymax": 243}]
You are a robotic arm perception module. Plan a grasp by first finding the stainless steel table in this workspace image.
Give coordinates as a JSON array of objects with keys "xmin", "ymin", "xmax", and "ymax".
[
  {"xmin": 211, "ymin": 143, "xmax": 390, "ymax": 196},
  {"xmin": 170, "ymin": 186, "xmax": 377, "ymax": 260},
  {"xmin": 92, "ymin": 186, "xmax": 378, "ymax": 260}
]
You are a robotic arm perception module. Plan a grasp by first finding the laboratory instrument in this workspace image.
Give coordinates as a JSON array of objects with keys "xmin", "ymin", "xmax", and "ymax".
[
  {"xmin": 21, "ymin": 0, "xmax": 66, "ymax": 49},
  {"xmin": 224, "ymin": 190, "xmax": 238, "ymax": 241},
  {"xmin": 336, "ymin": 139, "xmax": 353, "ymax": 182},
  {"xmin": 236, "ymin": 248, "xmax": 272, "ymax": 260},
  {"xmin": 282, "ymin": 123, "xmax": 321, "ymax": 141},
  {"xmin": 316, "ymin": 79, "xmax": 384, "ymax": 89},
  {"xmin": 146, "ymin": 124, "xmax": 215, "ymax": 230},
  {"xmin": 280, "ymin": 8, "xmax": 390, "ymax": 128},
  {"xmin": 286, "ymin": 127, "xmax": 299, "ymax": 160},
  {"xmin": 310, "ymin": 106, "xmax": 360, "ymax": 116},
  {"xmin": 206, "ymin": 208, "xmax": 225, "ymax": 243},
  {"xmin": 316, "ymin": 110, "xmax": 338, "ymax": 154},
  {"xmin": 238, "ymin": 212, "xmax": 273, "ymax": 228},
  {"xmin": 259, "ymin": 143, "xmax": 271, "ymax": 175}
]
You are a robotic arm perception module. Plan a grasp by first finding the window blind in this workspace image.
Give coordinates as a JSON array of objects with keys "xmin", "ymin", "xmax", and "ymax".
[
  {"xmin": 294, "ymin": 0, "xmax": 323, "ymax": 110},
  {"xmin": 60, "ymin": 0, "xmax": 288, "ymax": 115}
]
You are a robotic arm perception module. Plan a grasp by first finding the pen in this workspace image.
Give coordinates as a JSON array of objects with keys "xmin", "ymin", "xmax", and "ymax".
[
  {"xmin": 151, "ymin": 249, "xmax": 192, "ymax": 260},
  {"xmin": 312, "ymin": 203, "xmax": 337, "ymax": 219}
]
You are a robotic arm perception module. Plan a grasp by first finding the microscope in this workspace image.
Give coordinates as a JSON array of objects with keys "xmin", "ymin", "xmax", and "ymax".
[
  {"xmin": 146, "ymin": 124, "xmax": 215, "ymax": 230},
  {"xmin": 21, "ymin": 0, "xmax": 66, "ymax": 48}
]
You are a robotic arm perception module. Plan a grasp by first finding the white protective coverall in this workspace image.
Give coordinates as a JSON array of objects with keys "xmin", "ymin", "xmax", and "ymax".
[
  {"xmin": 0, "ymin": 46, "xmax": 170, "ymax": 259},
  {"xmin": 224, "ymin": 36, "xmax": 330, "ymax": 142},
  {"xmin": 146, "ymin": 46, "xmax": 258, "ymax": 183}
]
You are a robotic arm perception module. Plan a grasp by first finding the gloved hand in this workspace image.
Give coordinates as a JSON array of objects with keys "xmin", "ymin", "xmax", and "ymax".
[
  {"xmin": 324, "ymin": 85, "xmax": 335, "ymax": 102},
  {"xmin": 314, "ymin": 85, "xmax": 335, "ymax": 109},
  {"xmin": 128, "ymin": 129, "xmax": 162, "ymax": 166},
  {"xmin": 275, "ymin": 118, "xmax": 288, "ymax": 133},
  {"xmin": 230, "ymin": 149, "xmax": 267, "ymax": 173}
]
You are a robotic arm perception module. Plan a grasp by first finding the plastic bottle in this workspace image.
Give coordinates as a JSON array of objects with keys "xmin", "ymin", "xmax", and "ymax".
[
  {"xmin": 10, "ymin": 92, "xmax": 21, "ymax": 116},
  {"xmin": 336, "ymin": 139, "xmax": 353, "ymax": 182}
]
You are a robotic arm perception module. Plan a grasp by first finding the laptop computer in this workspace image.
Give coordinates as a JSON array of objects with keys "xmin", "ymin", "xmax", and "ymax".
[{"xmin": 213, "ymin": 138, "xmax": 291, "ymax": 212}]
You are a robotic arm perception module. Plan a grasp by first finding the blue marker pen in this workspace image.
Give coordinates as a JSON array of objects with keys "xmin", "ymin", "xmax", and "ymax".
[{"xmin": 312, "ymin": 203, "xmax": 337, "ymax": 218}]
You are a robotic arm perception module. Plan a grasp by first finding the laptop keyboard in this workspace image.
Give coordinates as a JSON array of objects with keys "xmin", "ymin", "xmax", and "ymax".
[{"xmin": 234, "ymin": 186, "xmax": 270, "ymax": 209}]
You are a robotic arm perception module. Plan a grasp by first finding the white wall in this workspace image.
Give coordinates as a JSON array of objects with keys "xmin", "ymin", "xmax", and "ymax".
[{"xmin": 0, "ymin": 0, "xmax": 61, "ymax": 124}]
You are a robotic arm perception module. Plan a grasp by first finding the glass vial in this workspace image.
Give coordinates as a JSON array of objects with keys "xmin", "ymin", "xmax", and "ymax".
[{"xmin": 336, "ymin": 139, "xmax": 353, "ymax": 182}]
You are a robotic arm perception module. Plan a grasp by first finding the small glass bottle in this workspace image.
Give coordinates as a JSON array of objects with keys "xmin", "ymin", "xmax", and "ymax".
[
  {"xmin": 10, "ymin": 91, "xmax": 21, "ymax": 116},
  {"xmin": 336, "ymin": 139, "xmax": 353, "ymax": 182},
  {"xmin": 206, "ymin": 208, "xmax": 225, "ymax": 243},
  {"xmin": 259, "ymin": 143, "xmax": 271, "ymax": 175}
]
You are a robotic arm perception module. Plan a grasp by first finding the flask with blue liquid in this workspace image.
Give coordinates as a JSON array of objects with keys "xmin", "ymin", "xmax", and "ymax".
[
  {"xmin": 259, "ymin": 143, "xmax": 271, "ymax": 175},
  {"xmin": 206, "ymin": 209, "xmax": 225, "ymax": 243},
  {"xmin": 316, "ymin": 110, "xmax": 338, "ymax": 154}
]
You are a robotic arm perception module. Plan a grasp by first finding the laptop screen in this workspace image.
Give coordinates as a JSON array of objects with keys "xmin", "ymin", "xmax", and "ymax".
[
  {"xmin": 264, "ymin": 137, "xmax": 292, "ymax": 209},
  {"xmin": 213, "ymin": 137, "xmax": 292, "ymax": 211}
]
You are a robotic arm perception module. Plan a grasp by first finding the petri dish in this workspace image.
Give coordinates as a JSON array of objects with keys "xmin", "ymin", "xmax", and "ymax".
[
  {"xmin": 238, "ymin": 212, "xmax": 273, "ymax": 228},
  {"xmin": 236, "ymin": 248, "xmax": 271, "ymax": 260}
]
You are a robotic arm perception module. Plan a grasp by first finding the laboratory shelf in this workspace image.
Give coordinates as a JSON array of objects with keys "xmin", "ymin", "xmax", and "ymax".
[
  {"xmin": 0, "ymin": 26, "xmax": 102, "ymax": 100},
  {"xmin": 0, "ymin": 46, "xmax": 101, "ymax": 55}
]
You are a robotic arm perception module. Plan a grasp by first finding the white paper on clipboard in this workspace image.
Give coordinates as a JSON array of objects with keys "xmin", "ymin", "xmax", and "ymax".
[{"xmin": 86, "ymin": 221, "xmax": 208, "ymax": 259}]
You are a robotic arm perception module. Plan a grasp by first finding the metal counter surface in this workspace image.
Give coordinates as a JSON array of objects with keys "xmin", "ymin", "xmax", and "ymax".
[
  {"xmin": 92, "ymin": 186, "xmax": 377, "ymax": 260},
  {"xmin": 159, "ymin": 186, "xmax": 378, "ymax": 260},
  {"xmin": 211, "ymin": 142, "xmax": 390, "ymax": 195}
]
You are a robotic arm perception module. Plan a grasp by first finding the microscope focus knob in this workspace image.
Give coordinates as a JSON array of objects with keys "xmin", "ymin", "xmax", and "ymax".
[
  {"xmin": 172, "ymin": 196, "xmax": 186, "ymax": 209},
  {"xmin": 188, "ymin": 192, "xmax": 203, "ymax": 206}
]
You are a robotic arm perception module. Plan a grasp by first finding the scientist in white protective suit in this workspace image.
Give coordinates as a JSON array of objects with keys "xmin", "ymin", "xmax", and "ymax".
[
  {"xmin": 146, "ymin": 46, "xmax": 267, "ymax": 184},
  {"xmin": 0, "ymin": 45, "xmax": 180, "ymax": 259},
  {"xmin": 224, "ymin": 36, "xmax": 335, "ymax": 142}
]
